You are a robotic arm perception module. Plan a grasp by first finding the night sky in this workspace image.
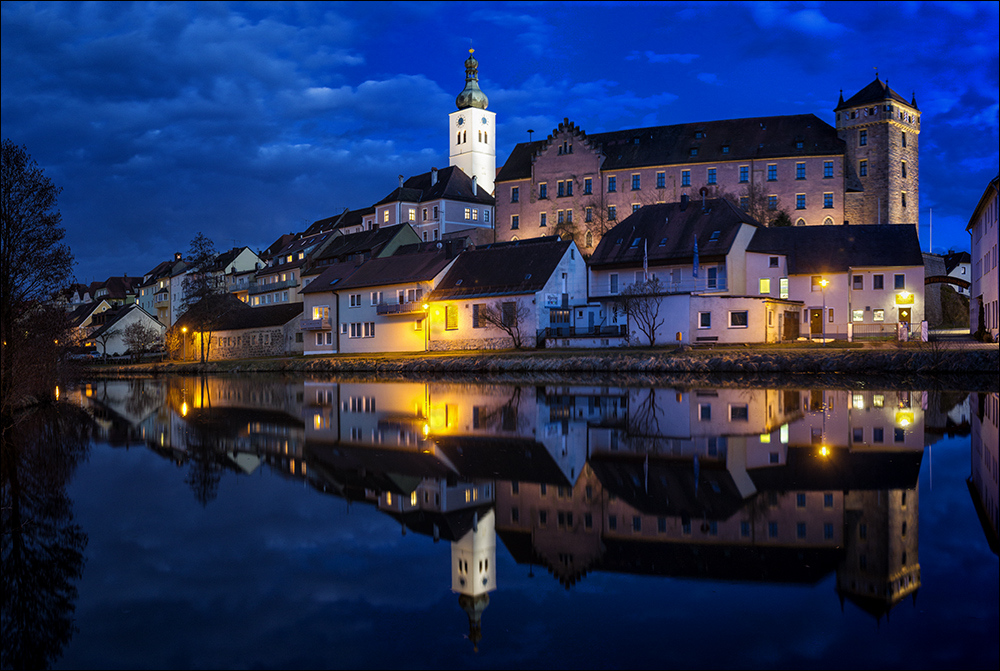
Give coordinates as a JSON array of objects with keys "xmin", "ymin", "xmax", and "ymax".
[{"xmin": 2, "ymin": 1, "xmax": 998, "ymax": 284}]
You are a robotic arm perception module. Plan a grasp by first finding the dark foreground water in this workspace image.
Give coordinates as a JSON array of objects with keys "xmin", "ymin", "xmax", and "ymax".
[{"xmin": 3, "ymin": 376, "xmax": 997, "ymax": 669}]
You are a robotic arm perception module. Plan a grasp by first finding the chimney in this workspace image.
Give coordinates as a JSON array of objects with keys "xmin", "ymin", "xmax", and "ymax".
[
  {"xmin": 398, "ymin": 174, "xmax": 404, "ymax": 188},
  {"xmin": 431, "ymin": 167, "xmax": 438, "ymax": 186},
  {"xmin": 680, "ymin": 194, "xmax": 689, "ymax": 211},
  {"xmin": 472, "ymin": 175, "xmax": 478, "ymax": 195}
]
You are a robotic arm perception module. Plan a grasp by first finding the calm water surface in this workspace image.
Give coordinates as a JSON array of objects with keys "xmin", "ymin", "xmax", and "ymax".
[{"xmin": 3, "ymin": 375, "xmax": 997, "ymax": 669}]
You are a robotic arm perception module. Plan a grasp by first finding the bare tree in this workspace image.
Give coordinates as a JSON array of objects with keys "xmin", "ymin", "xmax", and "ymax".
[
  {"xmin": 478, "ymin": 299, "xmax": 532, "ymax": 349},
  {"xmin": 121, "ymin": 321, "xmax": 162, "ymax": 363},
  {"xmin": 1, "ymin": 139, "xmax": 74, "ymax": 410},
  {"xmin": 718, "ymin": 181, "xmax": 791, "ymax": 227},
  {"xmin": 615, "ymin": 277, "xmax": 667, "ymax": 346},
  {"xmin": 180, "ymin": 233, "xmax": 227, "ymax": 362},
  {"xmin": 91, "ymin": 327, "xmax": 119, "ymax": 361}
]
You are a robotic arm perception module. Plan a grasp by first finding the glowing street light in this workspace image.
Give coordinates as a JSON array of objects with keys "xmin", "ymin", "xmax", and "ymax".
[{"xmin": 819, "ymin": 278, "xmax": 829, "ymax": 346}]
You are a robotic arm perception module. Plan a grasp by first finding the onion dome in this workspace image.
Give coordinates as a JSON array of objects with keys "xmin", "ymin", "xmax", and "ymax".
[{"xmin": 456, "ymin": 49, "xmax": 488, "ymax": 110}]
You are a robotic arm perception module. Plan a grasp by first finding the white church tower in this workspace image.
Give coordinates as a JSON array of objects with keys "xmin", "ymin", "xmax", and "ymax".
[{"xmin": 449, "ymin": 49, "xmax": 495, "ymax": 196}]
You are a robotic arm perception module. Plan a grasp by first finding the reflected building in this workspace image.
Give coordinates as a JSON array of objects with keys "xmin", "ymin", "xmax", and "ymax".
[{"xmin": 969, "ymin": 392, "xmax": 999, "ymax": 555}]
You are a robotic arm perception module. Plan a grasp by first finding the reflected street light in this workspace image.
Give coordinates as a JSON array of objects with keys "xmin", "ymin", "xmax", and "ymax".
[
  {"xmin": 181, "ymin": 326, "xmax": 188, "ymax": 360},
  {"xmin": 422, "ymin": 303, "xmax": 430, "ymax": 352}
]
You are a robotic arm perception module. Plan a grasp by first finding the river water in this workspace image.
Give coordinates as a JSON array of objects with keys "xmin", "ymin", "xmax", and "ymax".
[{"xmin": 3, "ymin": 375, "xmax": 997, "ymax": 669}]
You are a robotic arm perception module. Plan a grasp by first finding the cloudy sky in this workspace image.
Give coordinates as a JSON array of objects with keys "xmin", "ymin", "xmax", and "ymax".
[{"xmin": 2, "ymin": 1, "xmax": 998, "ymax": 284}]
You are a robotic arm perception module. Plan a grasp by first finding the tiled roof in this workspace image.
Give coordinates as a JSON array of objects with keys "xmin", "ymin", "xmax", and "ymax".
[
  {"xmin": 835, "ymin": 76, "xmax": 913, "ymax": 111},
  {"xmin": 588, "ymin": 199, "xmax": 760, "ymax": 269},
  {"xmin": 303, "ymin": 205, "xmax": 376, "ymax": 237},
  {"xmin": 426, "ymin": 236, "xmax": 570, "ymax": 300},
  {"xmin": 311, "ymin": 223, "xmax": 416, "ymax": 265},
  {"xmin": 333, "ymin": 248, "xmax": 455, "ymax": 291},
  {"xmin": 943, "ymin": 251, "xmax": 971, "ymax": 274},
  {"xmin": 496, "ymin": 114, "xmax": 843, "ymax": 182},
  {"xmin": 375, "ymin": 166, "xmax": 495, "ymax": 206},
  {"xmin": 174, "ymin": 294, "xmax": 302, "ymax": 331},
  {"xmin": 299, "ymin": 262, "xmax": 361, "ymax": 294},
  {"xmin": 746, "ymin": 224, "xmax": 924, "ymax": 274}
]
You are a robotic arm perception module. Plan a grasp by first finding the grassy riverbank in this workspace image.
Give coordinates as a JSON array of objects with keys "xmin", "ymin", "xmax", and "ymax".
[{"xmin": 77, "ymin": 340, "xmax": 999, "ymax": 391}]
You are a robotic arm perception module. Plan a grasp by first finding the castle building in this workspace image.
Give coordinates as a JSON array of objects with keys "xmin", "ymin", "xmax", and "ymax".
[{"xmin": 494, "ymin": 76, "xmax": 919, "ymax": 252}]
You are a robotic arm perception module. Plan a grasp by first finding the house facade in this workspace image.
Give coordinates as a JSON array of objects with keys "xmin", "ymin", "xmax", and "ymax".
[
  {"xmin": 424, "ymin": 237, "xmax": 587, "ymax": 350},
  {"xmin": 747, "ymin": 224, "xmax": 926, "ymax": 340},
  {"xmin": 967, "ymin": 175, "xmax": 999, "ymax": 341},
  {"xmin": 85, "ymin": 304, "xmax": 166, "ymax": 357},
  {"xmin": 174, "ymin": 302, "xmax": 304, "ymax": 360},
  {"xmin": 495, "ymin": 76, "xmax": 919, "ymax": 253}
]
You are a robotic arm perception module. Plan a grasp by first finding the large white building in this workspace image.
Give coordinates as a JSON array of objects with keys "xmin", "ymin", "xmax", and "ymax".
[{"xmin": 968, "ymin": 175, "xmax": 999, "ymax": 341}]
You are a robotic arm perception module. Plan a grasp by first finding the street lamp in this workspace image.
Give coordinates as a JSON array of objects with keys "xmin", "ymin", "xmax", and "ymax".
[
  {"xmin": 181, "ymin": 326, "xmax": 188, "ymax": 360},
  {"xmin": 422, "ymin": 303, "xmax": 430, "ymax": 352},
  {"xmin": 819, "ymin": 278, "xmax": 829, "ymax": 346}
]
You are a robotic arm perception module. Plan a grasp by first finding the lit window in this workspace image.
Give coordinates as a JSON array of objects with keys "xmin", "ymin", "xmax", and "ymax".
[
  {"xmin": 759, "ymin": 278, "xmax": 771, "ymax": 294},
  {"xmin": 873, "ymin": 309, "xmax": 885, "ymax": 322},
  {"xmin": 853, "ymin": 310, "xmax": 864, "ymax": 322},
  {"xmin": 383, "ymin": 210, "xmax": 389, "ymax": 223},
  {"xmin": 445, "ymin": 306, "xmax": 458, "ymax": 330},
  {"xmin": 464, "ymin": 207, "xmax": 471, "ymax": 220},
  {"xmin": 408, "ymin": 208, "xmax": 416, "ymax": 221}
]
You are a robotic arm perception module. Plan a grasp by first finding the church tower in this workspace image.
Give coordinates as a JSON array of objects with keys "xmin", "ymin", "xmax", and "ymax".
[
  {"xmin": 836, "ymin": 75, "xmax": 920, "ymax": 229},
  {"xmin": 449, "ymin": 50, "xmax": 496, "ymax": 196}
]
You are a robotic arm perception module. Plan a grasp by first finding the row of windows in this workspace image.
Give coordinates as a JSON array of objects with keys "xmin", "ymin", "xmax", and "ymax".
[
  {"xmin": 385, "ymin": 204, "xmax": 491, "ymax": 225},
  {"xmin": 697, "ymin": 310, "xmax": 749, "ymax": 330},
  {"xmin": 455, "ymin": 129, "xmax": 488, "ymax": 144}
]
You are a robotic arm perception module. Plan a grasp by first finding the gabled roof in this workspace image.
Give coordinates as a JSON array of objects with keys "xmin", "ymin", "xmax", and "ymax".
[
  {"xmin": 260, "ymin": 233, "xmax": 297, "ymax": 261},
  {"xmin": 88, "ymin": 304, "xmax": 163, "ymax": 339},
  {"xmin": 375, "ymin": 166, "xmax": 495, "ymax": 206},
  {"xmin": 91, "ymin": 275, "xmax": 139, "ymax": 300},
  {"xmin": 943, "ymin": 251, "xmax": 972, "ymax": 274},
  {"xmin": 260, "ymin": 230, "xmax": 338, "ymax": 275},
  {"xmin": 835, "ymin": 75, "xmax": 915, "ymax": 111},
  {"xmin": 496, "ymin": 114, "xmax": 843, "ymax": 181},
  {"xmin": 310, "ymin": 223, "xmax": 417, "ymax": 266},
  {"xmin": 210, "ymin": 247, "xmax": 256, "ymax": 273},
  {"xmin": 588, "ymin": 199, "xmax": 760, "ymax": 269},
  {"xmin": 746, "ymin": 224, "xmax": 924, "ymax": 274},
  {"xmin": 299, "ymin": 262, "xmax": 362, "ymax": 295},
  {"xmin": 332, "ymin": 248, "xmax": 455, "ymax": 292},
  {"xmin": 302, "ymin": 205, "xmax": 377, "ymax": 237},
  {"xmin": 426, "ymin": 236, "xmax": 571, "ymax": 300},
  {"xmin": 174, "ymin": 294, "xmax": 302, "ymax": 331},
  {"xmin": 967, "ymin": 175, "xmax": 1000, "ymax": 232},
  {"xmin": 139, "ymin": 258, "xmax": 186, "ymax": 287},
  {"xmin": 67, "ymin": 299, "xmax": 111, "ymax": 328}
]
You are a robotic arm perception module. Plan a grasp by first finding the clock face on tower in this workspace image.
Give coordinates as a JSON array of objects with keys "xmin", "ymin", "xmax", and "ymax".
[
  {"xmin": 457, "ymin": 116, "xmax": 465, "ymax": 126},
  {"xmin": 481, "ymin": 116, "xmax": 489, "ymax": 126}
]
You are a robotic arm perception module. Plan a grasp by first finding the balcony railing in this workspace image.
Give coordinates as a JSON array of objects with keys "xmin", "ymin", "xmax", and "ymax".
[
  {"xmin": 249, "ymin": 278, "xmax": 298, "ymax": 295},
  {"xmin": 300, "ymin": 317, "xmax": 331, "ymax": 331},
  {"xmin": 376, "ymin": 300, "xmax": 425, "ymax": 316},
  {"xmin": 542, "ymin": 325, "xmax": 627, "ymax": 338},
  {"xmin": 153, "ymin": 295, "xmax": 169, "ymax": 307},
  {"xmin": 598, "ymin": 277, "xmax": 729, "ymax": 297}
]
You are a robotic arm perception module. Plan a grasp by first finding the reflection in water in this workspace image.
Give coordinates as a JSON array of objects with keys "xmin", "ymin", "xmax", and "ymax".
[
  {"xmin": 969, "ymin": 392, "xmax": 1000, "ymax": 554},
  {"xmin": 1, "ymin": 403, "xmax": 93, "ymax": 669},
  {"xmin": 65, "ymin": 375, "xmax": 974, "ymax": 651}
]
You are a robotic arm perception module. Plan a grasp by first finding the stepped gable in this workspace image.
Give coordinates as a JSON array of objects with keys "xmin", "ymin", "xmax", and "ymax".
[
  {"xmin": 747, "ymin": 224, "xmax": 924, "ymax": 274},
  {"xmin": 427, "ymin": 236, "xmax": 570, "ymax": 300},
  {"xmin": 836, "ymin": 75, "xmax": 914, "ymax": 111},
  {"xmin": 496, "ymin": 114, "xmax": 843, "ymax": 181},
  {"xmin": 589, "ymin": 199, "xmax": 760, "ymax": 269}
]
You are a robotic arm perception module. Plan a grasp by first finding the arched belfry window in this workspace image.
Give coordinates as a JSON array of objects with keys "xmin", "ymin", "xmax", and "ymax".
[
  {"xmin": 484, "ymin": 131, "xmax": 488, "ymax": 144},
  {"xmin": 457, "ymin": 132, "xmax": 461, "ymax": 145},
  {"xmin": 478, "ymin": 130, "xmax": 482, "ymax": 142},
  {"xmin": 463, "ymin": 130, "xmax": 467, "ymax": 143}
]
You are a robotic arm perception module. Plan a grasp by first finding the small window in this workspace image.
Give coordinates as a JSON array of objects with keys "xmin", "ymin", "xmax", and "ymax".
[
  {"xmin": 729, "ymin": 311, "xmax": 749, "ymax": 328},
  {"xmin": 689, "ymin": 147, "xmax": 698, "ymax": 157},
  {"xmin": 853, "ymin": 276, "xmax": 863, "ymax": 290},
  {"xmin": 608, "ymin": 176, "xmax": 617, "ymax": 192},
  {"xmin": 824, "ymin": 161, "xmax": 834, "ymax": 178},
  {"xmin": 759, "ymin": 278, "xmax": 771, "ymax": 294},
  {"xmin": 445, "ymin": 306, "xmax": 458, "ymax": 330},
  {"xmin": 853, "ymin": 309, "xmax": 864, "ymax": 322},
  {"xmin": 707, "ymin": 168, "xmax": 717, "ymax": 185},
  {"xmin": 859, "ymin": 129, "xmax": 867, "ymax": 146},
  {"xmin": 767, "ymin": 164, "xmax": 777, "ymax": 181},
  {"xmin": 873, "ymin": 309, "xmax": 885, "ymax": 322},
  {"xmin": 608, "ymin": 205, "xmax": 617, "ymax": 220},
  {"xmin": 511, "ymin": 186, "xmax": 519, "ymax": 203},
  {"xmin": 631, "ymin": 174, "xmax": 641, "ymax": 190},
  {"xmin": 681, "ymin": 170, "xmax": 690, "ymax": 187},
  {"xmin": 859, "ymin": 160, "xmax": 868, "ymax": 177},
  {"xmin": 796, "ymin": 194, "xmax": 806, "ymax": 209},
  {"xmin": 873, "ymin": 274, "xmax": 884, "ymax": 290},
  {"xmin": 584, "ymin": 177, "xmax": 592, "ymax": 195},
  {"xmin": 901, "ymin": 131, "xmax": 907, "ymax": 147},
  {"xmin": 656, "ymin": 172, "xmax": 665, "ymax": 188},
  {"xmin": 699, "ymin": 311, "xmax": 711, "ymax": 329},
  {"xmin": 769, "ymin": 256, "xmax": 779, "ymax": 268},
  {"xmin": 894, "ymin": 274, "xmax": 905, "ymax": 290},
  {"xmin": 767, "ymin": 195, "xmax": 777, "ymax": 210},
  {"xmin": 511, "ymin": 215, "xmax": 519, "ymax": 230},
  {"xmin": 796, "ymin": 163, "xmax": 806, "ymax": 180},
  {"xmin": 539, "ymin": 212, "xmax": 547, "ymax": 227},
  {"xmin": 739, "ymin": 166, "xmax": 749, "ymax": 183},
  {"xmin": 824, "ymin": 193, "xmax": 833, "ymax": 209},
  {"xmin": 539, "ymin": 183, "xmax": 547, "ymax": 199}
]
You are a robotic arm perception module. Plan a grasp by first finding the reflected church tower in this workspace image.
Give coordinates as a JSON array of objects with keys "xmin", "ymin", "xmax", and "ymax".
[
  {"xmin": 452, "ymin": 508, "xmax": 496, "ymax": 650},
  {"xmin": 837, "ymin": 486, "xmax": 920, "ymax": 620},
  {"xmin": 449, "ymin": 49, "xmax": 496, "ymax": 196}
]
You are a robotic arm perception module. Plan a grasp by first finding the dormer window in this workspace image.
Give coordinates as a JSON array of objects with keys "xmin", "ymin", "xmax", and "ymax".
[
  {"xmin": 722, "ymin": 145, "xmax": 730, "ymax": 154},
  {"xmin": 689, "ymin": 147, "xmax": 699, "ymax": 157},
  {"xmin": 694, "ymin": 130, "xmax": 705, "ymax": 139},
  {"xmin": 708, "ymin": 231, "xmax": 720, "ymax": 242}
]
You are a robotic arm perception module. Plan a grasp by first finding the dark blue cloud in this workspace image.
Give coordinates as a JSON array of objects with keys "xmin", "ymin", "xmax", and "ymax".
[{"xmin": 2, "ymin": 1, "xmax": 997, "ymax": 282}]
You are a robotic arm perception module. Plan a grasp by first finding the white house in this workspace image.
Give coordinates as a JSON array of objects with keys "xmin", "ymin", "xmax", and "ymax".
[{"xmin": 967, "ymin": 175, "xmax": 999, "ymax": 341}]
